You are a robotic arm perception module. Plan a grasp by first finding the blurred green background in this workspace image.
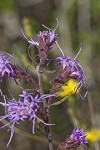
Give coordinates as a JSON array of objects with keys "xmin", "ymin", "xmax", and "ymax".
[{"xmin": 0, "ymin": 0, "xmax": 100, "ymax": 150}]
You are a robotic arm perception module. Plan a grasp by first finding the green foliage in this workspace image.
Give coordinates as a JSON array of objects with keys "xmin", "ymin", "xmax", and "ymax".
[
  {"xmin": 30, "ymin": 18, "xmax": 40, "ymax": 32},
  {"xmin": 67, "ymin": 0, "xmax": 78, "ymax": 50},
  {"xmin": 91, "ymin": 0, "xmax": 100, "ymax": 16},
  {"xmin": 0, "ymin": 0, "xmax": 15, "ymax": 11}
]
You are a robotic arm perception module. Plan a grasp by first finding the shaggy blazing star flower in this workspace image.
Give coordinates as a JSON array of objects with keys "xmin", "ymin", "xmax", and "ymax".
[
  {"xmin": 50, "ymin": 45, "xmax": 88, "ymax": 99},
  {"xmin": 0, "ymin": 90, "xmax": 55, "ymax": 146},
  {"xmin": 37, "ymin": 30, "xmax": 57, "ymax": 50},
  {"xmin": 51, "ymin": 55, "xmax": 85, "ymax": 97},
  {"xmin": 57, "ymin": 56, "xmax": 84, "ymax": 84},
  {"xmin": 55, "ymin": 56, "xmax": 87, "ymax": 98},
  {"xmin": 21, "ymin": 28, "xmax": 58, "ymax": 65},
  {"xmin": 21, "ymin": 19, "xmax": 67, "ymax": 65},
  {"xmin": 37, "ymin": 30, "xmax": 58, "ymax": 65},
  {"xmin": 0, "ymin": 96, "xmax": 28, "ymax": 146},
  {"xmin": 70, "ymin": 127, "xmax": 88, "ymax": 147},
  {"xmin": 41, "ymin": 19, "xmax": 65, "ymax": 56},
  {"xmin": 21, "ymin": 28, "xmax": 57, "ymax": 50},
  {"xmin": 0, "ymin": 53, "xmax": 15, "ymax": 81},
  {"xmin": 59, "ymin": 45, "xmax": 86, "ymax": 88},
  {"xmin": 58, "ymin": 127, "xmax": 88, "ymax": 150},
  {"xmin": 56, "ymin": 54, "xmax": 88, "ymax": 99},
  {"xmin": 57, "ymin": 44, "xmax": 84, "ymax": 84}
]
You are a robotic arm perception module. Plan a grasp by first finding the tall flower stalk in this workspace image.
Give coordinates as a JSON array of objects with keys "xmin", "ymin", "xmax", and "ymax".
[{"xmin": 0, "ymin": 20, "xmax": 88, "ymax": 150}]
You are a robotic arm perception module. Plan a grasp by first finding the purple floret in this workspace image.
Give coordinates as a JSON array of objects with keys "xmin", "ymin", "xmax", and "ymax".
[
  {"xmin": 0, "ymin": 53, "xmax": 15, "ymax": 80},
  {"xmin": 37, "ymin": 30, "xmax": 57, "ymax": 51},
  {"xmin": 0, "ymin": 90, "xmax": 55, "ymax": 146},
  {"xmin": 70, "ymin": 127, "xmax": 88, "ymax": 147},
  {"xmin": 57, "ymin": 56, "xmax": 85, "ymax": 90},
  {"xmin": 58, "ymin": 127, "xmax": 88, "ymax": 150},
  {"xmin": 37, "ymin": 30, "xmax": 57, "ymax": 65},
  {"xmin": 21, "ymin": 24, "xmax": 58, "ymax": 65}
]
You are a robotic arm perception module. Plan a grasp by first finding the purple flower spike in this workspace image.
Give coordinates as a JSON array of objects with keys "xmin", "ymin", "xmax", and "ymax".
[
  {"xmin": 41, "ymin": 18, "xmax": 58, "ymax": 49},
  {"xmin": 50, "ymin": 55, "xmax": 85, "ymax": 96},
  {"xmin": 37, "ymin": 30, "xmax": 57, "ymax": 50},
  {"xmin": 50, "ymin": 45, "xmax": 87, "ymax": 98},
  {"xmin": 0, "ymin": 90, "xmax": 55, "ymax": 146},
  {"xmin": 21, "ymin": 20, "xmax": 58, "ymax": 65},
  {"xmin": 57, "ymin": 56, "xmax": 84, "ymax": 81},
  {"xmin": 0, "ymin": 53, "xmax": 15, "ymax": 81},
  {"xmin": 70, "ymin": 127, "xmax": 88, "ymax": 147},
  {"xmin": 56, "ymin": 44, "xmax": 85, "ymax": 87},
  {"xmin": 37, "ymin": 30, "xmax": 58, "ymax": 65},
  {"xmin": 21, "ymin": 28, "xmax": 57, "ymax": 65},
  {"xmin": 58, "ymin": 127, "xmax": 88, "ymax": 150},
  {"xmin": 0, "ymin": 93, "xmax": 29, "ymax": 146}
]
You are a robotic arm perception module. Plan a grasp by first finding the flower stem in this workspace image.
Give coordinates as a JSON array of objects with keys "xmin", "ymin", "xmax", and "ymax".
[{"xmin": 37, "ymin": 65, "xmax": 54, "ymax": 150}]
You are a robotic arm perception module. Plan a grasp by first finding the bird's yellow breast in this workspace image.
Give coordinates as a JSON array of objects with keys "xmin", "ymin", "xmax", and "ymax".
[{"xmin": 57, "ymin": 79, "xmax": 79, "ymax": 97}]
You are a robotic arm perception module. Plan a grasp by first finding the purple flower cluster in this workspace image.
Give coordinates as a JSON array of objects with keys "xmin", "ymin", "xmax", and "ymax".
[
  {"xmin": 22, "ymin": 29, "xmax": 57, "ymax": 50},
  {"xmin": 0, "ymin": 20, "xmax": 88, "ymax": 148},
  {"xmin": 0, "ymin": 90, "xmax": 55, "ymax": 146},
  {"xmin": 57, "ymin": 56, "xmax": 84, "ymax": 87},
  {"xmin": 37, "ymin": 30, "xmax": 57, "ymax": 65},
  {"xmin": 56, "ymin": 44, "xmax": 86, "ymax": 91},
  {"xmin": 58, "ymin": 127, "xmax": 88, "ymax": 150},
  {"xmin": 37, "ymin": 30, "xmax": 57, "ymax": 50},
  {"xmin": 21, "ymin": 27, "xmax": 58, "ymax": 65},
  {"xmin": 70, "ymin": 127, "xmax": 88, "ymax": 147},
  {"xmin": 0, "ymin": 53, "xmax": 15, "ymax": 81},
  {"xmin": 50, "ymin": 54, "xmax": 86, "ymax": 96}
]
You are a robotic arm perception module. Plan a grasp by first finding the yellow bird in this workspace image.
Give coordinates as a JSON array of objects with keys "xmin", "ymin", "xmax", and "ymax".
[{"xmin": 57, "ymin": 79, "xmax": 79, "ymax": 97}]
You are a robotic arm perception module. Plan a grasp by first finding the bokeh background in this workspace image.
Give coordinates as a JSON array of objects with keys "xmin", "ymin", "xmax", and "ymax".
[{"xmin": 0, "ymin": 0, "xmax": 100, "ymax": 150}]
